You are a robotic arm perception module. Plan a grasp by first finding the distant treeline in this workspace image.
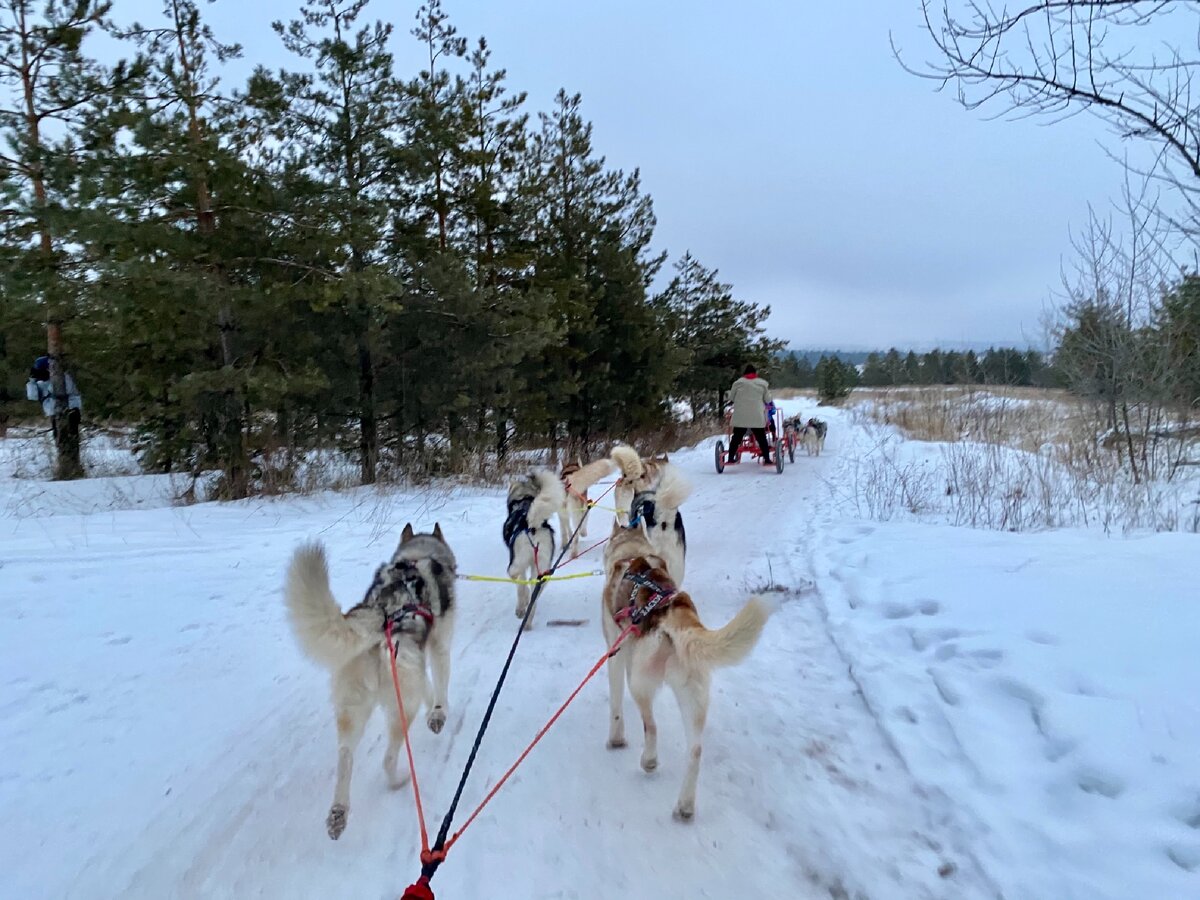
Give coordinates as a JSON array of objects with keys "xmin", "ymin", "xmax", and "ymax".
[{"xmin": 774, "ymin": 347, "xmax": 1062, "ymax": 389}]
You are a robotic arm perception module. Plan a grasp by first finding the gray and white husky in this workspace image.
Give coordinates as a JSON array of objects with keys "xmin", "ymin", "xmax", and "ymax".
[
  {"xmin": 283, "ymin": 524, "xmax": 457, "ymax": 840},
  {"xmin": 504, "ymin": 471, "xmax": 566, "ymax": 628}
]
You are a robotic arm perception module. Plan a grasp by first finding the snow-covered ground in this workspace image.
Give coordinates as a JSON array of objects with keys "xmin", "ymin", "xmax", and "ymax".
[{"xmin": 2, "ymin": 402, "xmax": 1197, "ymax": 899}]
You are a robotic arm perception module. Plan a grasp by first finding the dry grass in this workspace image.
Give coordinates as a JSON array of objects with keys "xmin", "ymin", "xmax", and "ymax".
[
  {"xmin": 849, "ymin": 386, "xmax": 1091, "ymax": 452},
  {"xmin": 771, "ymin": 387, "xmax": 818, "ymax": 402},
  {"xmin": 843, "ymin": 386, "xmax": 1200, "ymax": 533}
]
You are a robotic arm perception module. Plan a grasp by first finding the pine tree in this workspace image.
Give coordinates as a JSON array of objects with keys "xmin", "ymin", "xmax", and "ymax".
[
  {"xmin": 960, "ymin": 350, "xmax": 980, "ymax": 384},
  {"xmin": 0, "ymin": 0, "xmax": 122, "ymax": 478},
  {"xmin": 524, "ymin": 89, "xmax": 675, "ymax": 453},
  {"xmin": 454, "ymin": 37, "xmax": 556, "ymax": 464},
  {"xmin": 1159, "ymin": 274, "xmax": 1200, "ymax": 409},
  {"xmin": 902, "ymin": 350, "xmax": 921, "ymax": 384},
  {"xmin": 75, "ymin": 0, "xmax": 273, "ymax": 495},
  {"xmin": 861, "ymin": 351, "xmax": 888, "ymax": 387},
  {"xmin": 271, "ymin": 0, "xmax": 408, "ymax": 484},
  {"xmin": 815, "ymin": 355, "xmax": 857, "ymax": 404},
  {"xmin": 655, "ymin": 251, "xmax": 780, "ymax": 418},
  {"xmin": 883, "ymin": 348, "xmax": 904, "ymax": 385}
]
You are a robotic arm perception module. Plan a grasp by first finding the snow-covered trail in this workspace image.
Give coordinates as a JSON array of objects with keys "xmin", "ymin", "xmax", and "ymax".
[{"xmin": 1, "ymin": 405, "xmax": 990, "ymax": 900}]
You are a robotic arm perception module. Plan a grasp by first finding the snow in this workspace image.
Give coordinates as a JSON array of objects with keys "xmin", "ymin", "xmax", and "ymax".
[{"xmin": 2, "ymin": 403, "xmax": 1198, "ymax": 899}]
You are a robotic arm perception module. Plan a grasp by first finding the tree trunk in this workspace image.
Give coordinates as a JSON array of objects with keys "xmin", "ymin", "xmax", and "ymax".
[
  {"xmin": 216, "ymin": 304, "xmax": 248, "ymax": 498},
  {"xmin": 358, "ymin": 332, "xmax": 377, "ymax": 485},
  {"xmin": 20, "ymin": 11, "xmax": 83, "ymax": 479},
  {"xmin": 1120, "ymin": 401, "xmax": 1140, "ymax": 484},
  {"xmin": 173, "ymin": 2, "xmax": 245, "ymax": 497},
  {"xmin": 495, "ymin": 410, "xmax": 509, "ymax": 464}
]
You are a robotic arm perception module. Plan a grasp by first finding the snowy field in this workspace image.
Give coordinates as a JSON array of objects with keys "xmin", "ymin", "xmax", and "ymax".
[{"xmin": 2, "ymin": 401, "xmax": 1198, "ymax": 899}]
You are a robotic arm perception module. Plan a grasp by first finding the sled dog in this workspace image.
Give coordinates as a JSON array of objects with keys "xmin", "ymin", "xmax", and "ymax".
[
  {"xmin": 562, "ymin": 446, "xmax": 689, "ymax": 583},
  {"xmin": 803, "ymin": 418, "xmax": 828, "ymax": 456},
  {"xmin": 283, "ymin": 524, "xmax": 457, "ymax": 840},
  {"xmin": 504, "ymin": 471, "xmax": 566, "ymax": 628},
  {"xmin": 600, "ymin": 524, "xmax": 771, "ymax": 821},
  {"xmin": 558, "ymin": 460, "xmax": 590, "ymax": 555}
]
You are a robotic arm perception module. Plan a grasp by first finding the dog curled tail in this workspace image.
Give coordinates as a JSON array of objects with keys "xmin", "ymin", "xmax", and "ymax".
[
  {"xmin": 609, "ymin": 444, "xmax": 645, "ymax": 481},
  {"xmin": 566, "ymin": 456, "xmax": 619, "ymax": 495},
  {"xmin": 285, "ymin": 542, "xmax": 382, "ymax": 671},
  {"xmin": 665, "ymin": 597, "xmax": 771, "ymax": 670},
  {"xmin": 526, "ymin": 470, "xmax": 568, "ymax": 530}
]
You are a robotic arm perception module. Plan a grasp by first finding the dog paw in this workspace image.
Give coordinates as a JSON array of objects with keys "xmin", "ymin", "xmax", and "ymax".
[
  {"xmin": 641, "ymin": 755, "xmax": 658, "ymax": 773},
  {"xmin": 427, "ymin": 707, "xmax": 446, "ymax": 734},
  {"xmin": 326, "ymin": 804, "xmax": 348, "ymax": 840},
  {"xmin": 672, "ymin": 803, "xmax": 695, "ymax": 822},
  {"xmin": 607, "ymin": 737, "xmax": 627, "ymax": 750}
]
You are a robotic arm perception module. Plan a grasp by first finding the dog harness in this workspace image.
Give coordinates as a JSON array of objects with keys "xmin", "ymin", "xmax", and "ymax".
[
  {"xmin": 613, "ymin": 569, "xmax": 677, "ymax": 627},
  {"xmin": 388, "ymin": 602, "xmax": 435, "ymax": 628},
  {"xmin": 628, "ymin": 490, "xmax": 657, "ymax": 527},
  {"xmin": 502, "ymin": 496, "xmax": 535, "ymax": 550}
]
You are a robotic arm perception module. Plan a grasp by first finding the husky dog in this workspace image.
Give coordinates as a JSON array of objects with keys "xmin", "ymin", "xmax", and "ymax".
[
  {"xmin": 504, "ymin": 471, "xmax": 566, "ymax": 628},
  {"xmin": 558, "ymin": 460, "xmax": 589, "ymax": 555},
  {"xmin": 564, "ymin": 446, "xmax": 689, "ymax": 582},
  {"xmin": 283, "ymin": 524, "xmax": 457, "ymax": 840},
  {"xmin": 600, "ymin": 525, "xmax": 771, "ymax": 821},
  {"xmin": 803, "ymin": 418, "xmax": 828, "ymax": 456}
]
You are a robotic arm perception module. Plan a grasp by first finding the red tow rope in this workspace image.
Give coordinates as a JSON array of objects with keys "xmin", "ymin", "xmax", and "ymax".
[
  {"xmin": 390, "ymin": 622, "xmax": 640, "ymax": 900},
  {"xmin": 392, "ymin": 477, "xmax": 627, "ymax": 900},
  {"xmin": 401, "ymin": 876, "xmax": 435, "ymax": 900}
]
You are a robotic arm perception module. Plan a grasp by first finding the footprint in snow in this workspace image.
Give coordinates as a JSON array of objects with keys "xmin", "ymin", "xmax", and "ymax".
[
  {"xmin": 1173, "ymin": 797, "xmax": 1200, "ymax": 830},
  {"xmin": 969, "ymin": 648, "xmax": 1004, "ymax": 668},
  {"xmin": 1166, "ymin": 846, "xmax": 1200, "ymax": 872},
  {"xmin": 883, "ymin": 599, "xmax": 939, "ymax": 620},
  {"xmin": 910, "ymin": 628, "xmax": 962, "ymax": 651},
  {"xmin": 1025, "ymin": 630, "xmax": 1059, "ymax": 645},
  {"xmin": 1076, "ymin": 769, "xmax": 1125, "ymax": 799}
]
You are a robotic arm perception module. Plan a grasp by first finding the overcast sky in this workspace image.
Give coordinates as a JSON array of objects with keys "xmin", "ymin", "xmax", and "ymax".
[{"xmin": 122, "ymin": 0, "xmax": 1137, "ymax": 350}]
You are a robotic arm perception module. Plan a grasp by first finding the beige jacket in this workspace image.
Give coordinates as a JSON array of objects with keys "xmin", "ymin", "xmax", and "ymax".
[{"xmin": 729, "ymin": 375, "xmax": 771, "ymax": 428}]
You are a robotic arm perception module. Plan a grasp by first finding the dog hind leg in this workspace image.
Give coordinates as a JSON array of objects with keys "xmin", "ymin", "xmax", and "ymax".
[
  {"xmin": 328, "ymin": 700, "xmax": 370, "ymax": 839},
  {"xmin": 670, "ymin": 675, "xmax": 710, "ymax": 822},
  {"xmin": 606, "ymin": 647, "xmax": 628, "ymax": 749},
  {"xmin": 629, "ymin": 667, "xmax": 660, "ymax": 773}
]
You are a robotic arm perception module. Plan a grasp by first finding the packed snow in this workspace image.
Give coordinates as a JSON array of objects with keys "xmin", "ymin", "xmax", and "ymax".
[{"xmin": 2, "ymin": 400, "xmax": 1197, "ymax": 899}]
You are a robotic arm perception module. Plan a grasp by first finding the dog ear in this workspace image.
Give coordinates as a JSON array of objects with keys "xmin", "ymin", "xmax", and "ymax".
[
  {"xmin": 433, "ymin": 522, "xmax": 444, "ymax": 541},
  {"xmin": 401, "ymin": 523, "xmax": 415, "ymax": 544}
]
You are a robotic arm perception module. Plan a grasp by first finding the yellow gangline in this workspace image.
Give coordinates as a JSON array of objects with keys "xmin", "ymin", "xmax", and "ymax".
[{"xmin": 459, "ymin": 569, "xmax": 603, "ymax": 586}]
